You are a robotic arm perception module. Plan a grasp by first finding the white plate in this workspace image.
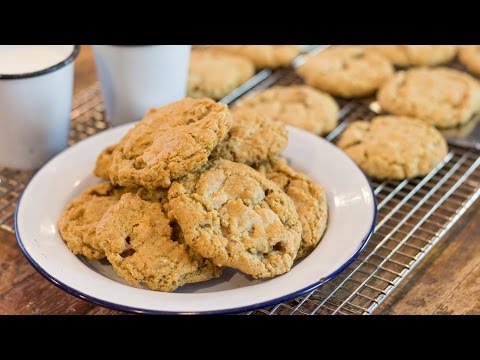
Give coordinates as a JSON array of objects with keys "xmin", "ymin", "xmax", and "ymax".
[{"xmin": 15, "ymin": 124, "xmax": 376, "ymax": 314}]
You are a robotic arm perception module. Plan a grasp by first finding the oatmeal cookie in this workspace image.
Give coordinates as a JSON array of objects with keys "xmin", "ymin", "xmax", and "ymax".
[
  {"xmin": 108, "ymin": 98, "xmax": 232, "ymax": 189},
  {"xmin": 211, "ymin": 108, "xmax": 288, "ymax": 164},
  {"xmin": 296, "ymin": 46, "xmax": 394, "ymax": 98},
  {"xmin": 188, "ymin": 49, "xmax": 255, "ymax": 100},
  {"xmin": 367, "ymin": 45, "xmax": 457, "ymax": 67},
  {"xmin": 337, "ymin": 116, "xmax": 448, "ymax": 180},
  {"xmin": 57, "ymin": 183, "xmax": 128, "ymax": 260},
  {"xmin": 94, "ymin": 145, "xmax": 116, "ymax": 180},
  {"xmin": 235, "ymin": 85, "xmax": 339, "ymax": 135},
  {"xmin": 96, "ymin": 193, "xmax": 222, "ymax": 292},
  {"xmin": 458, "ymin": 46, "xmax": 480, "ymax": 76},
  {"xmin": 256, "ymin": 158, "xmax": 328, "ymax": 259},
  {"xmin": 168, "ymin": 159, "xmax": 302, "ymax": 279},
  {"xmin": 214, "ymin": 45, "xmax": 301, "ymax": 69},
  {"xmin": 378, "ymin": 67, "xmax": 480, "ymax": 128}
]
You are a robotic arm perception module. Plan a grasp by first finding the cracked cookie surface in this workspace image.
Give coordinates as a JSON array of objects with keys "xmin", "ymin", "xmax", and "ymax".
[
  {"xmin": 459, "ymin": 46, "xmax": 480, "ymax": 76},
  {"xmin": 337, "ymin": 116, "xmax": 448, "ymax": 180},
  {"xmin": 168, "ymin": 159, "xmax": 302, "ymax": 279},
  {"xmin": 367, "ymin": 45, "xmax": 457, "ymax": 67},
  {"xmin": 96, "ymin": 192, "xmax": 222, "ymax": 292},
  {"xmin": 255, "ymin": 158, "xmax": 328, "ymax": 259},
  {"xmin": 235, "ymin": 85, "xmax": 339, "ymax": 135},
  {"xmin": 213, "ymin": 45, "xmax": 300, "ymax": 69},
  {"xmin": 188, "ymin": 49, "xmax": 255, "ymax": 100},
  {"xmin": 297, "ymin": 46, "xmax": 394, "ymax": 98},
  {"xmin": 108, "ymin": 98, "xmax": 232, "ymax": 189},
  {"xmin": 378, "ymin": 67, "xmax": 480, "ymax": 128},
  {"xmin": 58, "ymin": 183, "xmax": 129, "ymax": 260},
  {"xmin": 210, "ymin": 108, "xmax": 288, "ymax": 164}
]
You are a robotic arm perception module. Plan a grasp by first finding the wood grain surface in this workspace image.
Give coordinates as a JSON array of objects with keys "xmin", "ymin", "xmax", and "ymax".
[{"xmin": 0, "ymin": 45, "xmax": 478, "ymax": 315}]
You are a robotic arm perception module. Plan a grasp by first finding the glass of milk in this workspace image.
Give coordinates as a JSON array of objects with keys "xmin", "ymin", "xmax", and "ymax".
[
  {"xmin": 92, "ymin": 45, "xmax": 190, "ymax": 126},
  {"xmin": 0, "ymin": 45, "xmax": 79, "ymax": 170}
]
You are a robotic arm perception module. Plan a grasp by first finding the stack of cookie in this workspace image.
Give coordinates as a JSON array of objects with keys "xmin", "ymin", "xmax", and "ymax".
[{"xmin": 58, "ymin": 98, "xmax": 328, "ymax": 292}]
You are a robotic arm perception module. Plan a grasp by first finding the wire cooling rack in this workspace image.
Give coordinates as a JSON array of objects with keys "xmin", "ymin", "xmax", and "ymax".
[{"xmin": 1, "ymin": 46, "xmax": 479, "ymax": 315}]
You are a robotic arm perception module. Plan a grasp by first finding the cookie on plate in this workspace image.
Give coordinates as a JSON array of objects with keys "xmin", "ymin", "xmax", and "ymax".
[
  {"xmin": 378, "ymin": 67, "xmax": 480, "ymax": 128},
  {"xmin": 108, "ymin": 98, "xmax": 232, "ymax": 189},
  {"xmin": 255, "ymin": 158, "xmax": 328, "ymax": 259},
  {"xmin": 96, "ymin": 193, "xmax": 222, "ymax": 292},
  {"xmin": 168, "ymin": 159, "xmax": 302, "ymax": 279},
  {"xmin": 211, "ymin": 108, "xmax": 288, "ymax": 164},
  {"xmin": 337, "ymin": 116, "xmax": 448, "ymax": 180},
  {"xmin": 235, "ymin": 85, "xmax": 339, "ymax": 135},
  {"xmin": 296, "ymin": 46, "xmax": 394, "ymax": 98},
  {"xmin": 188, "ymin": 49, "xmax": 255, "ymax": 100},
  {"xmin": 58, "ymin": 183, "xmax": 129, "ymax": 260},
  {"xmin": 94, "ymin": 145, "xmax": 116, "ymax": 180},
  {"xmin": 213, "ymin": 45, "xmax": 301, "ymax": 69},
  {"xmin": 367, "ymin": 45, "xmax": 457, "ymax": 67},
  {"xmin": 458, "ymin": 46, "xmax": 480, "ymax": 76}
]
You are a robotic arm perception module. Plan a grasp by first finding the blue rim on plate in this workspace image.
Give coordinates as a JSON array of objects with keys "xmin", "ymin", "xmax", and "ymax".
[{"xmin": 14, "ymin": 135, "xmax": 377, "ymax": 315}]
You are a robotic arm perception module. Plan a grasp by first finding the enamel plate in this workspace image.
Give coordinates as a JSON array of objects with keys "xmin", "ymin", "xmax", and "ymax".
[{"xmin": 15, "ymin": 124, "xmax": 376, "ymax": 314}]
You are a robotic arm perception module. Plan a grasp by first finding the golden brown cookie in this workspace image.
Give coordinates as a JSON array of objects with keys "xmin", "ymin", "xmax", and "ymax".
[
  {"xmin": 459, "ymin": 46, "xmax": 480, "ymax": 76},
  {"xmin": 108, "ymin": 98, "xmax": 232, "ymax": 189},
  {"xmin": 367, "ymin": 45, "xmax": 457, "ymax": 67},
  {"xmin": 255, "ymin": 158, "xmax": 328, "ymax": 259},
  {"xmin": 57, "ymin": 183, "xmax": 128, "ymax": 260},
  {"xmin": 235, "ymin": 85, "xmax": 339, "ymax": 135},
  {"xmin": 210, "ymin": 108, "xmax": 288, "ymax": 164},
  {"xmin": 94, "ymin": 145, "xmax": 116, "ymax": 180},
  {"xmin": 96, "ymin": 193, "xmax": 222, "ymax": 292},
  {"xmin": 188, "ymin": 49, "xmax": 255, "ymax": 100},
  {"xmin": 378, "ymin": 67, "xmax": 480, "ymax": 128},
  {"xmin": 297, "ymin": 46, "xmax": 394, "ymax": 98},
  {"xmin": 337, "ymin": 116, "xmax": 448, "ymax": 180},
  {"xmin": 168, "ymin": 159, "xmax": 302, "ymax": 279},
  {"xmin": 213, "ymin": 45, "xmax": 301, "ymax": 69}
]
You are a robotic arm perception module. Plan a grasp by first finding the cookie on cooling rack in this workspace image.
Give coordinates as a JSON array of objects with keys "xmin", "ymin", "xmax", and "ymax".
[
  {"xmin": 367, "ymin": 45, "xmax": 457, "ymax": 67},
  {"xmin": 188, "ymin": 49, "xmax": 255, "ymax": 100},
  {"xmin": 378, "ymin": 67, "xmax": 480, "ymax": 128},
  {"xmin": 296, "ymin": 46, "xmax": 394, "ymax": 98},
  {"xmin": 337, "ymin": 116, "xmax": 448, "ymax": 180},
  {"xmin": 168, "ymin": 159, "xmax": 302, "ymax": 279},
  {"xmin": 235, "ymin": 85, "xmax": 339, "ymax": 135},
  {"xmin": 213, "ymin": 45, "xmax": 301, "ymax": 69}
]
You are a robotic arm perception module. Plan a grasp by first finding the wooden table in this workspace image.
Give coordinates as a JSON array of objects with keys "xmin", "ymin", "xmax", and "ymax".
[{"xmin": 1, "ymin": 46, "xmax": 479, "ymax": 315}]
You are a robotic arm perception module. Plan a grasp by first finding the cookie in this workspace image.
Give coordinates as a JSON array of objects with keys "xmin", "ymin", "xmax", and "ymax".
[
  {"xmin": 168, "ymin": 159, "xmax": 302, "ymax": 279},
  {"xmin": 108, "ymin": 98, "xmax": 232, "ymax": 189},
  {"xmin": 459, "ymin": 46, "xmax": 480, "ymax": 76},
  {"xmin": 378, "ymin": 67, "xmax": 480, "ymax": 128},
  {"xmin": 210, "ymin": 108, "xmax": 288, "ymax": 164},
  {"xmin": 96, "ymin": 193, "xmax": 222, "ymax": 292},
  {"xmin": 337, "ymin": 116, "xmax": 448, "ymax": 180},
  {"xmin": 58, "ymin": 183, "xmax": 128, "ymax": 260},
  {"xmin": 297, "ymin": 46, "xmax": 394, "ymax": 98},
  {"xmin": 255, "ymin": 158, "xmax": 328, "ymax": 259},
  {"xmin": 235, "ymin": 85, "xmax": 339, "ymax": 135},
  {"xmin": 367, "ymin": 45, "xmax": 457, "ymax": 67},
  {"xmin": 188, "ymin": 49, "xmax": 255, "ymax": 100},
  {"xmin": 94, "ymin": 145, "xmax": 116, "ymax": 180},
  {"xmin": 213, "ymin": 45, "xmax": 301, "ymax": 69}
]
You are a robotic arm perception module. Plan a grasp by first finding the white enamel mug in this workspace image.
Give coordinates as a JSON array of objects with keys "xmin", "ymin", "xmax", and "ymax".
[
  {"xmin": 92, "ymin": 45, "xmax": 191, "ymax": 126},
  {"xmin": 0, "ymin": 45, "xmax": 79, "ymax": 171}
]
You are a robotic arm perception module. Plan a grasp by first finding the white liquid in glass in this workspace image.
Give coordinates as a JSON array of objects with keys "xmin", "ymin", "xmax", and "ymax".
[{"xmin": 0, "ymin": 45, "xmax": 73, "ymax": 75}]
